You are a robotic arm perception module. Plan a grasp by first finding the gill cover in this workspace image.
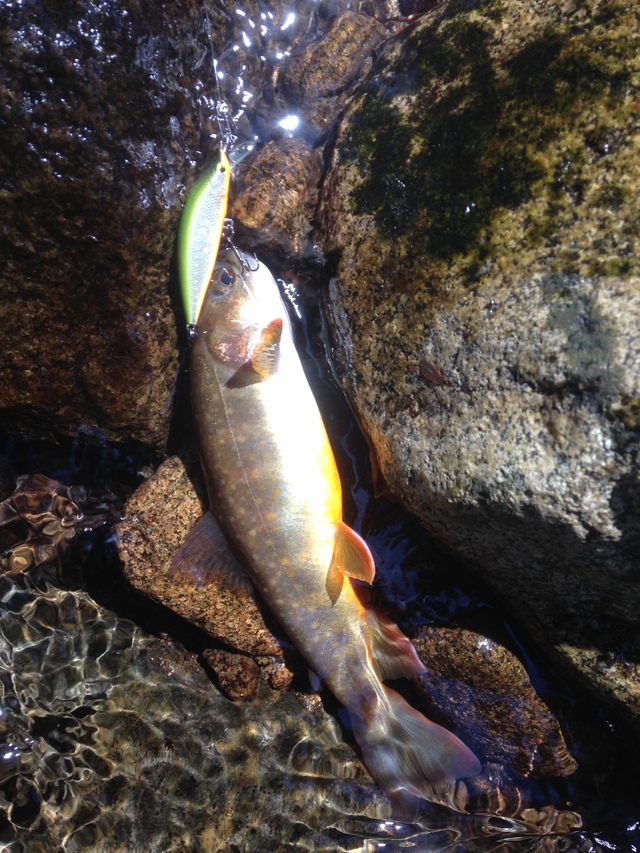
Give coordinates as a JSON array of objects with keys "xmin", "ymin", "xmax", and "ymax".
[{"xmin": 178, "ymin": 150, "xmax": 231, "ymax": 326}]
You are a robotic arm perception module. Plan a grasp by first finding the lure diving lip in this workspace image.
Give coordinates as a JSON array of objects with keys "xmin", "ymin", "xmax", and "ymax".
[{"xmin": 177, "ymin": 149, "xmax": 231, "ymax": 327}]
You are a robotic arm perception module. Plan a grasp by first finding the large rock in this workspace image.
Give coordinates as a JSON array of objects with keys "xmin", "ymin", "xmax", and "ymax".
[
  {"xmin": 115, "ymin": 456, "xmax": 287, "ymax": 659},
  {"xmin": 317, "ymin": 0, "xmax": 640, "ymax": 729},
  {"xmin": 0, "ymin": 0, "xmax": 242, "ymax": 447},
  {"xmin": 231, "ymin": 138, "xmax": 324, "ymax": 259}
]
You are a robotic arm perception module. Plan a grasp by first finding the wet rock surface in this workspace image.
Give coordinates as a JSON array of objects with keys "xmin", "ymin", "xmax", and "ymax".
[
  {"xmin": 202, "ymin": 648, "xmax": 261, "ymax": 700},
  {"xmin": 278, "ymin": 11, "xmax": 388, "ymax": 143},
  {"xmin": 229, "ymin": 9, "xmax": 391, "ymax": 261},
  {"xmin": 231, "ymin": 138, "xmax": 324, "ymax": 259},
  {"xmin": 0, "ymin": 0, "xmax": 256, "ymax": 448},
  {"xmin": 318, "ymin": 0, "xmax": 640, "ymax": 730}
]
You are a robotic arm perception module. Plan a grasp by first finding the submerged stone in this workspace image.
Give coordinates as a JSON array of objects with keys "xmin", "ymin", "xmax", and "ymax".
[
  {"xmin": 0, "ymin": 564, "xmax": 594, "ymax": 850},
  {"xmin": 0, "ymin": 474, "xmax": 115, "ymax": 577},
  {"xmin": 318, "ymin": 0, "xmax": 640, "ymax": 733},
  {"xmin": 412, "ymin": 627, "xmax": 577, "ymax": 780},
  {"xmin": 203, "ymin": 648, "xmax": 260, "ymax": 700}
]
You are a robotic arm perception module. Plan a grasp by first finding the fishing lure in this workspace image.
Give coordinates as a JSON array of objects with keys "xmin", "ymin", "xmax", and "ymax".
[{"xmin": 177, "ymin": 149, "xmax": 231, "ymax": 327}]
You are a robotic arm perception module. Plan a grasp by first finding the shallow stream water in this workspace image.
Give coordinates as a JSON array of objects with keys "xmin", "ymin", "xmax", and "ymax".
[{"xmin": 1, "ymin": 0, "xmax": 640, "ymax": 849}]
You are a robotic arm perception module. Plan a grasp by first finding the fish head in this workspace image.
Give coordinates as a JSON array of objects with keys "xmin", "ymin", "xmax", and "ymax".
[{"xmin": 198, "ymin": 248, "xmax": 289, "ymax": 378}]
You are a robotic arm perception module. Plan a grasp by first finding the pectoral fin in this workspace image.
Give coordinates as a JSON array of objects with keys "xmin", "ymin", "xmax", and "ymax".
[
  {"xmin": 331, "ymin": 521, "xmax": 376, "ymax": 584},
  {"xmin": 226, "ymin": 318, "xmax": 283, "ymax": 388},
  {"xmin": 168, "ymin": 512, "xmax": 251, "ymax": 592},
  {"xmin": 251, "ymin": 318, "xmax": 282, "ymax": 378}
]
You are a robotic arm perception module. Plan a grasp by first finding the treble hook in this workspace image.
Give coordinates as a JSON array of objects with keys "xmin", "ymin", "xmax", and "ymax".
[
  {"xmin": 242, "ymin": 250, "xmax": 260, "ymax": 272},
  {"xmin": 230, "ymin": 242, "xmax": 259, "ymax": 272},
  {"xmin": 221, "ymin": 218, "xmax": 260, "ymax": 272}
]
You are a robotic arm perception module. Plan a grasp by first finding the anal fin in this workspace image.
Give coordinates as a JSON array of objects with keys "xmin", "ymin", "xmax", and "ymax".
[
  {"xmin": 168, "ymin": 512, "xmax": 252, "ymax": 592},
  {"xmin": 366, "ymin": 609, "xmax": 426, "ymax": 681}
]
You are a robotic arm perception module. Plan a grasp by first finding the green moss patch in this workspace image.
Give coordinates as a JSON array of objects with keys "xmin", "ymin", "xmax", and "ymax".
[{"xmin": 341, "ymin": 0, "xmax": 639, "ymax": 272}]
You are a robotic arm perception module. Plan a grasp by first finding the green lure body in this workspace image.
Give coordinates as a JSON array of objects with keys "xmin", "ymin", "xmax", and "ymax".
[{"xmin": 178, "ymin": 150, "xmax": 231, "ymax": 326}]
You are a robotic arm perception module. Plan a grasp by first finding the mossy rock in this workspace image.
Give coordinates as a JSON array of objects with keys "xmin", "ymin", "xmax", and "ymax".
[{"xmin": 319, "ymin": 0, "xmax": 640, "ymax": 732}]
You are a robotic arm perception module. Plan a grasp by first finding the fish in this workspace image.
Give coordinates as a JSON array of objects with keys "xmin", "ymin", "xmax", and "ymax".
[
  {"xmin": 177, "ymin": 149, "xmax": 231, "ymax": 327},
  {"xmin": 179, "ymin": 246, "xmax": 481, "ymax": 808}
]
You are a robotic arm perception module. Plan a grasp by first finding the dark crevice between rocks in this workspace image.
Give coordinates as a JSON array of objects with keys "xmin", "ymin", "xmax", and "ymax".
[{"xmin": 0, "ymin": 429, "xmax": 160, "ymax": 495}]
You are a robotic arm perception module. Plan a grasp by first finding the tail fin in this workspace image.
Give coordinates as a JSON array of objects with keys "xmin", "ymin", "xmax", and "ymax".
[{"xmin": 353, "ymin": 686, "xmax": 481, "ymax": 808}]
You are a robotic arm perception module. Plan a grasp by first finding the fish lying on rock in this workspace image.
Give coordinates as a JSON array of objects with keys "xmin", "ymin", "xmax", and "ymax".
[{"xmin": 172, "ymin": 245, "xmax": 481, "ymax": 809}]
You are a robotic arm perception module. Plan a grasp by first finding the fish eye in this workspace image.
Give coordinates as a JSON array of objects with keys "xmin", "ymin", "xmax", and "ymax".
[{"xmin": 211, "ymin": 267, "xmax": 235, "ymax": 293}]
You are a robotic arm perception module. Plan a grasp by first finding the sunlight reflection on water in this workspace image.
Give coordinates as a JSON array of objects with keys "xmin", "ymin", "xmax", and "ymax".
[{"xmin": 0, "ymin": 565, "xmax": 589, "ymax": 851}]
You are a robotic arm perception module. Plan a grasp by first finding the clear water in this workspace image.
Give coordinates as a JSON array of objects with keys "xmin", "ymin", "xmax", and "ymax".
[{"xmin": 0, "ymin": 562, "xmax": 604, "ymax": 851}]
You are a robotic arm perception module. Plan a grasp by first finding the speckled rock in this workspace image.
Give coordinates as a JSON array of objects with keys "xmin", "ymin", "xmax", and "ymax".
[
  {"xmin": 230, "ymin": 5, "xmax": 393, "ymax": 262},
  {"xmin": 203, "ymin": 648, "xmax": 261, "ymax": 700},
  {"xmin": 278, "ymin": 11, "xmax": 388, "ymax": 143},
  {"xmin": 231, "ymin": 138, "xmax": 324, "ymax": 258},
  {"xmin": 318, "ymin": 0, "xmax": 640, "ymax": 730},
  {"xmin": 0, "ymin": 0, "xmax": 241, "ymax": 448},
  {"xmin": 115, "ymin": 455, "xmax": 287, "ymax": 658}
]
